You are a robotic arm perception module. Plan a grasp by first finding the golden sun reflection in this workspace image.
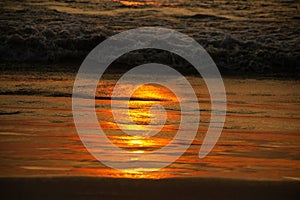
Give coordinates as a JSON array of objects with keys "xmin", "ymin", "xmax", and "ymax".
[
  {"xmin": 110, "ymin": 135, "xmax": 171, "ymax": 150},
  {"xmin": 96, "ymin": 83, "xmax": 180, "ymax": 178},
  {"xmin": 78, "ymin": 167, "xmax": 171, "ymax": 179},
  {"xmin": 105, "ymin": 83, "xmax": 180, "ymax": 152},
  {"xmin": 118, "ymin": 0, "xmax": 156, "ymax": 7},
  {"xmin": 130, "ymin": 83, "xmax": 177, "ymax": 101},
  {"xmin": 115, "ymin": 0, "xmax": 178, "ymax": 7},
  {"xmin": 111, "ymin": 85, "xmax": 178, "ymax": 176},
  {"xmin": 128, "ymin": 84, "xmax": 178, "ymax": 127},
  {"xmin": 106, "ymin": 135, "xmax": 174, "ymax": 178}
]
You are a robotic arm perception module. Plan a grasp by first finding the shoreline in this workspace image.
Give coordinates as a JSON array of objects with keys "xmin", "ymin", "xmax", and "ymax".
[
  {"xmin": 1, "ymin": 176, "xmax": 299, "ymax": 200},
  {"xmin": 1, "ymin": 62, "xmax": 299, "ymax": 80}
]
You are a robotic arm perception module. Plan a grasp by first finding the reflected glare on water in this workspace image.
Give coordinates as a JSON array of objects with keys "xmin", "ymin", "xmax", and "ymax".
[{"xmin": 0, "ymin": 75, "xmax": 300, "ymax": 180}]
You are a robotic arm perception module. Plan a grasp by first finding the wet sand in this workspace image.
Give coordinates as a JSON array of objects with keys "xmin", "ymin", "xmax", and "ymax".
[
  {"xmin": 0, "ymin": 70, "xmax": 299, "ymax": 200},
  {"xmin": 1, "ymin": 176, "xmax": 299, "ymax": 200},
  {"xmin": 0, "ymin": 71, "xmax": 299, "ymax": 180}
]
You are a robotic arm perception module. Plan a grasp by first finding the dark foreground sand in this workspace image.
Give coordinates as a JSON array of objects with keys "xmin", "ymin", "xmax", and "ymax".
[{"xmin": 1, "ymin": 177, "xmax": 299, "ymax": 200}]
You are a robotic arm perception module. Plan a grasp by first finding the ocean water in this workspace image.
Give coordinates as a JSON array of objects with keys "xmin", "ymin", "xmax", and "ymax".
[
  {"xmin": 1, "ymin": 0, "xmax": 299, "ymax": 74},
  {"xmin": 0, "ymin": 72, "xmax": 299, "ymax": 180}
]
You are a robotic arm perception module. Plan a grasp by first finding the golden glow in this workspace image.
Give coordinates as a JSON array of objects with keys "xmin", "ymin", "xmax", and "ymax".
[
  {"xmin": 132, "ymin": 150, "xmax": 144, "ymax": 154},
  {"xmin": 97, "ymin": 84, "xmax": 180, "ymax": 177},
  {"xmin": 122, "ymin": 168, "xmax": 159, "ymax": 174},
  {"xmin": 128, "ymin": 138, "xmax": 146, "ymax": 146},
  {"xmin": 119, "ymin": 1, "xmax": 156, "ymax": 7},
  {"xmin": 110, "ymin": 135, "xmax": 170, "ymax": 150},
  {"xmin": 116, "ymin": 0, "xmax": 178, "ymax": 7},
  {"xmin": 128, "ymin": 84, "xmax": 178, "ymax": 126},
  {"xmin": 106, "ymin": 135, "xmax": 173, "ymax": 177},
  {"xmin": 131, "ymin": 84, "xmax": 177, "ymax": 101}
]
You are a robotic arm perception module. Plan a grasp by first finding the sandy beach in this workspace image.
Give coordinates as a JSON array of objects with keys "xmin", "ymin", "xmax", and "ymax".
[
  {"xmin": 0, "ymin": 66, "xmax": 300, "ymax": 200},
  {"xmin": 1, "ymin": 0, "xmax": 300, "ymax": 199},
  {"xmin": 1, "ymin": 177, "xmax": 299, "ymax": 200}
]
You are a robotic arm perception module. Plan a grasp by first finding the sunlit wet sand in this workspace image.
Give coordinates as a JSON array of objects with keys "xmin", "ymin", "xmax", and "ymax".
[
  {"xmin": 1, "ymin": 72, "xmax": 300, "ymax": 199},
  {"xmin": 0, "ymin": 72, "xmax": 299, "ymax": 180}
]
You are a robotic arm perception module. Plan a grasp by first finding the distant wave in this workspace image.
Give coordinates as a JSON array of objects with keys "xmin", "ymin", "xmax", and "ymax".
[{"xmin": 0, "ymin": 0, "xmax": 299, "ymax": 76}]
